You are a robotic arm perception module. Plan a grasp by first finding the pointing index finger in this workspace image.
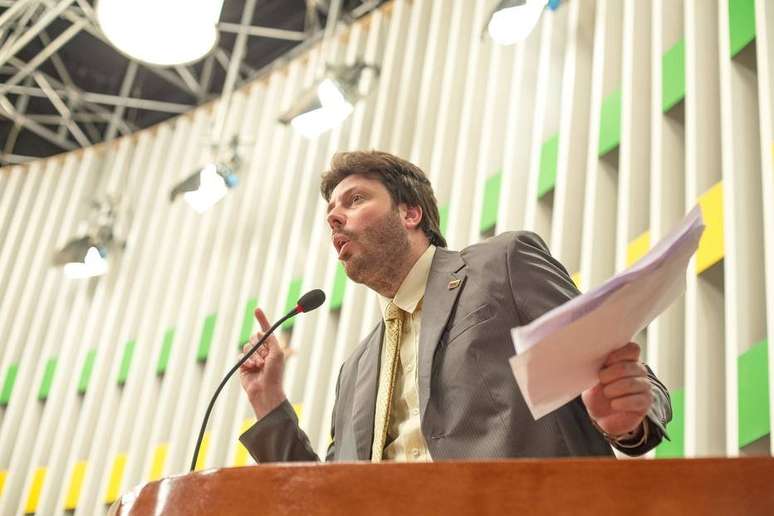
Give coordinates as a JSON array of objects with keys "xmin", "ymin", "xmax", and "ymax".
[{"xmin": 254, "ymin": 307, "xmax": 271, "ymax": 333}]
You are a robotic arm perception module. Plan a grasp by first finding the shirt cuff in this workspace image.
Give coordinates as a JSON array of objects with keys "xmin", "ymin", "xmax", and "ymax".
[{"xmin": 589, "ymin": 417, "xmax": 650, "ymax": 448}]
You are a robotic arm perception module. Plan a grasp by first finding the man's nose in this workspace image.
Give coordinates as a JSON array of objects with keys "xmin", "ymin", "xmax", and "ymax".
[{"xmin": 327, "ymin": 208, "xmax": 345, "ymax": 229}]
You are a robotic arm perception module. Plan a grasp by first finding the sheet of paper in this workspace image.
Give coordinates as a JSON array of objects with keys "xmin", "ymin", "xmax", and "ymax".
[{"xmin": 509, "ymin": 205, "xmax": 705, "ymax": 420}]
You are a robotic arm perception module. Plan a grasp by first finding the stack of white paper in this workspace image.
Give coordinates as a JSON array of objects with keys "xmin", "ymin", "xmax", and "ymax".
[{"xmin": 510, "ymin": 206, "xmax": 705, "ymax": 419}]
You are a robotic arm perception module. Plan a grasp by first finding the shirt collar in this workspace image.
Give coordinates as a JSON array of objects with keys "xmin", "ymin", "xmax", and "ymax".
[{"xmin": 379, "ymin": 244, "xmax": 436, "ymax": 320}]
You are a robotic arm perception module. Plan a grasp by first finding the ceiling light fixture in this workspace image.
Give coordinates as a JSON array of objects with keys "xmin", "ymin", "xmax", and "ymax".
[{"xmin": 96, "ymin": 0, "xmax": 225, "ymax": 66}]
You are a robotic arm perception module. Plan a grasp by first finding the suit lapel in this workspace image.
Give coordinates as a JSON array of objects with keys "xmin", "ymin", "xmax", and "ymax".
[
  {"xmin": 418, "ymin": 248, "xmax": 467, "ymax": 418},
  {"xmin": 351, "ymin": 323, "xmax": 383, "ymax": 460}
]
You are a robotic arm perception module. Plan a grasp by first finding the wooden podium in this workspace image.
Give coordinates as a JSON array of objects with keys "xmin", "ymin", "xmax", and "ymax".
[{"xmin": 110, "ymin": 457, "xmax": 774, "ymax": 515}]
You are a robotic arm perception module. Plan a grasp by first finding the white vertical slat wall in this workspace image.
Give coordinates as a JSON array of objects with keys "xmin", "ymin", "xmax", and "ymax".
[
  {"xmin": 685, "ymin": 0, "xmax": 725, "ymax": 458},
  {"xmin": 0, "ymin": 0, "xmax": 771, "ymax": 513},
  {"xmin": 755, "ymin": 0, "xmax": 774, "ymax": 463},
  {"xmin": 647, "ymin": 0, "xmax": 686, "ymax": 445}
]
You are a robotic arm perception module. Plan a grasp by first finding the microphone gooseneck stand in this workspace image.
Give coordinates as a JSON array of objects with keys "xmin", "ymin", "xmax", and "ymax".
[{"xmin": 189, "ymin": 289, "xmax": 326, "ymax": 472}]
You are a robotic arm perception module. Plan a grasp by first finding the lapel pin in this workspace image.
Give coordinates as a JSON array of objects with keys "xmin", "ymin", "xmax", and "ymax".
[{"xmin": 448, "ymin": 278, "xmax": 461, "ymax": 290}]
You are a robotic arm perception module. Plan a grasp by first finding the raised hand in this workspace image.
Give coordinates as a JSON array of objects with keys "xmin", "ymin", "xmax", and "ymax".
[{"xmin": 238, "ymin": 308, "xmax": 291, "ymax": 420}]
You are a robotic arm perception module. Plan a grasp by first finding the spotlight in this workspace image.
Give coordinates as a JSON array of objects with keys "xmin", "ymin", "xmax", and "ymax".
[
  {"xmin": 54, "ymin": 237, "xmax": 109, "ymax": 279},
  {"xmin": 486, "ymin": 0, "xmax": 559, "ymax": 46},
  {"xmin": 96, "ymin": 0, "xmax": 224, "ymax": 66},
  {"xmin": 279, "ymin": 61, "xmax": 379, "ymax": 138},
  {"xmin": 170, "ymin": 162, "xmax": 239, "ymax": 214},
  {"xmin": 53, "ymin": 198, "xmax": 117, "ymax": 279}
]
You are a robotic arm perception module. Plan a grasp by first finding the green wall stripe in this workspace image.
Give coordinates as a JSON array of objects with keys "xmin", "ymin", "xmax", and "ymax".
[
  {"xmin": 438, "ymin": 205, "xmax": 449, "ymax": 237},
  {"xmin": 662, "ymin": 39, "xmax": 685, "ymax": 112},
  {"xmin": 330, "ymin": 263, "xmax": 347, "ymax": 311},
  {"xmin": 196, "ymin": 314, "xmax": 217, "ymax": 362},
  {"xmin": 78, "ymin": 350, "xmax": 97, "ymax": 395},
  {"xmin": 598, "ymin": 89, "xmax": 622, "ymax": 157},
  {"xmin": 655, "ymin": 389, "xmax": 684, "ymax": 458},
  {"xmin": 480, "ymin": 172, "xmax": 502, "ymax": 234},
  {"xmin": 156, "ymin": 329, "xmax": 175, "ymax": 376},
  {"xmin": 282, "ymin": 278, "xmax": 303, "ymax": 331},
  {"xmin": 117, "ymin": 340, "xmax": 136, "ymax": 386},
  {"xmin": 0, "ymin": 363, "xmax": 19, "ymax": 406},
  {"xmin": 38, "ymin": 358, "xmax": 58, "ymax": 401},
  {"xmin": 239, "ymin": 298, "xmax": 258, "ymax": 348},
  {"xmin": 538, "ymin": 134, "xmax": 559, "ymax": 198},
  {"xmin": 738, "ymin": 339, "xmax": 770, "ymax": 447},
  {"xmin": 729, "ymin": 0, "xmax": 756, "ymax": 58}
]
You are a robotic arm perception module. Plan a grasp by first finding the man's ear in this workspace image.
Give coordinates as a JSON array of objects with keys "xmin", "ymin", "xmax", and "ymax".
[{"xmin": 402, "ymin": 204, "xmax": 423, "ymax": 229}]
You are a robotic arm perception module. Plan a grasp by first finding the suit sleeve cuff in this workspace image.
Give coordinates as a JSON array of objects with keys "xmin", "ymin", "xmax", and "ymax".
[{"xmin": 239, "ymin": 400, "xmax": 311, "ymax": 463}]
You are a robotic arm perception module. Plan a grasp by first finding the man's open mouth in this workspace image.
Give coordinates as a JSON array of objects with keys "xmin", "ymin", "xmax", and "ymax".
[{"xmin": 333, "ymin": 234, "xmax": 350, "ymax": 256}]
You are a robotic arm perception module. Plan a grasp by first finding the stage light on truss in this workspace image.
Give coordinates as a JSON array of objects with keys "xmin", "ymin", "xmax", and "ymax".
[
  {"xmin": 279, "ymin": 62, "xmax": 379, "ymax": 138},
  {"xmin": 170, "ymin": 162, "xmax": 239, "ymax": 214},
  {"xmin": 486, "ymin": 0, "xmax": 553, "ymax": 46},
  {"xmin": 54, "ymin": 236, "xmax": 109, "ymax": 279},
  {"xmin": 97, "ymin": 0, "xmax": 224, "ymax": 66},
  {"xmin": 53, "ymin": 198, "xmax": 118, "ymax": 279}
]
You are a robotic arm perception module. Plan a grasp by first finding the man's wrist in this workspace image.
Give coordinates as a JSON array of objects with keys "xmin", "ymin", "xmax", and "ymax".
[
  {"xmin": 250, "ymin": 392, "xmax": 287, "ymax": 421},
  {"xmin": 590, "ymin": 417, "xmax": 649, "ymax": 448}
]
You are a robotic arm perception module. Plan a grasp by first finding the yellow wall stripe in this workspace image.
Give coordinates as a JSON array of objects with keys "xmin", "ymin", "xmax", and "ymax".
[
  {"xmin": 148, "ymin": 443, "xmax": 168, "ymax": 482},
  {"xmin": 232, "ymin": 419, "xmax": 255, "ymax": 467},
  {"xmin": 64, "ymin": 460, "xmax": 88, "ymax": 510},
  {"xmin": 105, "ymin": 454, "xmax": 127, "ymax": 504},
  {"xmin": 626, "ymin": 231, "xmax": 651, "ymax": 267},
  {"xmin": 24, "ymin": 467, "xmax": 47, "ymax": 514},
  {"xmin": 194, "ymin": 432, "xmax": 211, "ymax": 471},
  {"xmin": 696, "ymin": 181, "xmax": 724, "ymax": 274},
  {"xmin": 0, "ymin": 470, "xmax": 6, "ymax": 496},
  {"xmin": 570, "ymin": 272, "xmax": 582, "ymax": 291},
  {"xmin": 231, "ymin": 410, "xmax": 299, "ymax": 467}
]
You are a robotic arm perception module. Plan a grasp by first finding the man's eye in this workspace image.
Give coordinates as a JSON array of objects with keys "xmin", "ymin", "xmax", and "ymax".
[{"xmin": 352, "ymin": 194, "xmax": 363, "ymax": 203}]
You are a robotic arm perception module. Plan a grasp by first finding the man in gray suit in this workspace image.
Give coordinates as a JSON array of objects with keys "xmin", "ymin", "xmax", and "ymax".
[{"xmin": 239, "ymin": 151, "xmax": 671, "ymax": 462}]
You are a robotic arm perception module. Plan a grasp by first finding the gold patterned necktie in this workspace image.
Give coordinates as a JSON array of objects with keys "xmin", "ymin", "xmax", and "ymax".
[{"xmin": 371, "ymin": 302, "xmax": 403, "ymax": 462}]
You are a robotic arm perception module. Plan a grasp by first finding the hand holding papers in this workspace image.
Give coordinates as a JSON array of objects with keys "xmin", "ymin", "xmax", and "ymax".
[{"xmin": 509, "ymin": 206, "xmax": 706, "ymax": 420}]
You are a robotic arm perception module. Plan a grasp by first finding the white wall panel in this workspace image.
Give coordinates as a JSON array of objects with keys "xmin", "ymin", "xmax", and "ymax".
[
  {"xmin": 551, "ymin": 0, "xmax": 595, "ymax": 275},
  {"xmin": 496, "ymin": 23, "xmax": 541, "ymax": 235},
  {"xmin": 647, "ymin": 0, "xmax": 686, "ymax": 393},
  {"xmin": 684, "ymin": 0, "xmax": 725, "ymax": 457},
  {"xmin": 580, "ymin": 0, "xmax": 623, "ymax": 290},
  {"xmin": 755, "ymin": 0, "xmax": 774, "ymax": 456}
]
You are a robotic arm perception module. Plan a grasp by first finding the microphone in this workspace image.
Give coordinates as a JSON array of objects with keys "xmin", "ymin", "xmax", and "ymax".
[
  {"xmin": 189, "ymin": 289, "xmax": 326, "ymax": 471},
  {"xmin": 296, "ymin": 288, "xmax": 325, "ymax": 313}
]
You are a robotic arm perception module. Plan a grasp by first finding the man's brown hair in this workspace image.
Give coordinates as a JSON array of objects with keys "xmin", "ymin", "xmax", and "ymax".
[{"xmin": 320, "ymin": 150, "xmax": 447, "ymax": 248}]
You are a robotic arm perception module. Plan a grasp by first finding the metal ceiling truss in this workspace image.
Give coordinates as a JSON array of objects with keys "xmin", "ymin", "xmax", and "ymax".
[{"xmin": 0, "ymin": 0, "xmax": 383, "ymax": 166}]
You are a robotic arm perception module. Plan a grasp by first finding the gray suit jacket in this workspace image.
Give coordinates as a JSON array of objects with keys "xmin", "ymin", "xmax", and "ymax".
[{"xmin": 241, "ymin": 231, "xmax": 672, "ymax": 462}]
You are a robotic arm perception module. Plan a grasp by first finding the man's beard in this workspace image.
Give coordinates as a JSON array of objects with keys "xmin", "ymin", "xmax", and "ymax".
[{"xmin": 342, "ymin": 208, "xmax": 411, "ymax": 290}]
